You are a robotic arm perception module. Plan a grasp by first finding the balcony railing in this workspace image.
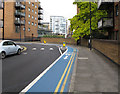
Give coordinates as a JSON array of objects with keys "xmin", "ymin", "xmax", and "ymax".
[
  {"xmin": 15, "ymin": 20, "xmax": 25, "ymax": 25},
  {"xmin": 38, "ymin": 15, "xmax": 43, "ymax": 20},
  {"xmin": 38, "ymin": 10, "xmax": 43, "ymax": 14},
  {"xmin": 98, "ymin": 17, "xmax": 113, "ymax": 29},
  {"xmin": 0, "ymin": 20, "xmax": 3, "ymax": 28},
  {"xmin": 38, "ymin": 5, "xmax": 43, "ymax": 10},
  {"xmin": 15, "ymin": 2, "xmax": 25, "ymax": 9},
  {"xmin": 98, "ymin": 0, "xmax": 113, "ymax": 9},
  {"xmin": 15, "ymin": 11, "xmax": 25, "ymax": 17}
]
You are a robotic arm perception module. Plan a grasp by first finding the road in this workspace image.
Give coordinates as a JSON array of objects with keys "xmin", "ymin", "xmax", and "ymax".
[{"xmin": 2, "ymin": 43, "xmax": 61, "ymax": 93}]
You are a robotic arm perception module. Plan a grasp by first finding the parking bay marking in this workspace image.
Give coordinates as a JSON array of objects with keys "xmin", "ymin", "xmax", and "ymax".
[
  {"xmin": 40, "ymin": 48, "xmax": 45, "ymax": 50},
  {"xmin": 64, "ymin": 56, "xmax": 68, "ymax": 60},
  {"xmin": 49, "ymin": 48, "xmax": 54, "ymax": 51},
  {"xmin": 32, "ymin": 48, "xmax": 37, "ymax": 51}
]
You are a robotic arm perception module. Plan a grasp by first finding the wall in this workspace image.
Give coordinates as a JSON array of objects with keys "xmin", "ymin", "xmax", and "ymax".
[
  {"xmin": 41, "ymin": 37, "xmax": 76, "ymax": 45},
  {"xmin": 80, "ymin": 39, "xmax": 120, "ymax": 65}
]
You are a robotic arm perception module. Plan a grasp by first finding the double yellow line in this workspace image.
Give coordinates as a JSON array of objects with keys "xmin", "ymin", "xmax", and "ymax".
[{"xmin": 54, "ymin": 50, "xmax": 76, "ymax": 94}]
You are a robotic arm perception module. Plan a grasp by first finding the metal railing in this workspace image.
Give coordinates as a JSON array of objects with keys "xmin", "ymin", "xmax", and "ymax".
[
  {"xmin": 98, "ymin": 17, "xmax": 113, "ymax": 29},
  {"xmin": 15, "ymin": 2, "xmax": 25, "ymax": 9},
  {"xmin": 15, "ymin": 10, "xmax": 25, "ymax": 17},
  {"xmin": 15, "ymin": 19, "xmax": 25, "ymax": 25}
]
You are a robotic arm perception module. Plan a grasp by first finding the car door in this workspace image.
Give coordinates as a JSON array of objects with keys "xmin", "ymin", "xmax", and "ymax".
[
  {"xmin": 2, "ymin": 41, "xmax": 11, "ymax": 55},
  {"xmin": 7, "ymin": 41, "xmax": 17, "ymax": 54}
]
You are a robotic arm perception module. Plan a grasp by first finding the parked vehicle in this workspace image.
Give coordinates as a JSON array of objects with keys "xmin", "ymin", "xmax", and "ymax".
[{"xmin": 0, "ymin": 40, "xmax": 22, "ymax": 59}]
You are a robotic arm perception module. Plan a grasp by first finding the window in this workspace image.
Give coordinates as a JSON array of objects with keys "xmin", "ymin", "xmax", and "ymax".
[
  {"xmin": 28, "ymin": 28, "xmax": 30, "ymax": 32},
  {"xmin": 32, "ymin": 16, "xmax": 34, "ymax": 19},
  {"xmin": 35, "ymin": 5, "xmax": 37, "ymax": 8},
  {"xmin": 3, "ymin": 41, "xmax": 8, "ymax": 46},
  {"xmin": 28, "ymin": 21, "xmax": 30, "ymax": 25},
  {"xmin": 32, "ymin": 22, "xmax": 34, "ymax": 26},
  {"xmin": 23, "ymin": 27, "xmax": 25, "ymax": 31},
  {"xmin": 28, "ymin": 14, "xmax": 30, "ymax": 18},
  {"xmin": 116, "ymin": 4, "xmax": 119, "ymax": 16},
  {"xmin": 32, "ymin": 9, "xmax": 34, "ymax": 12},
  {"xmin": 29, "ymin": 1, "xmax": 31, "ymax": 4},
  {"xmin": 35, "ymin": 11, "xmax": 37, "ymax": 14},
  {"xmin": 32, "ymin": 3, "xmax": 34, "ymax": 6},
  {"xmin": 35, "ymin": 17, "xmax": 37, "ymax": 20},
  {"xmin": 35, "ymin": 23, "xmax": 37, "ymax": 26},
  {"xmin": 28, "ymin": 8, "xmax": 30, "ymax": 11}
]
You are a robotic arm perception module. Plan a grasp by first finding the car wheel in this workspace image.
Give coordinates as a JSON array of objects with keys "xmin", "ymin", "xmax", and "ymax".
[
  {"xmin": 17, "ymin": 49, "xmax": 21, "ymax": 55},
  {"xmin": 1, "ymin": 52, "xmax": 6, "ymax": 59}
]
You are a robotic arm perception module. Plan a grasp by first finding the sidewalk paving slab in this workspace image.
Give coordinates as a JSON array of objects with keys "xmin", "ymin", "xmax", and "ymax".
[{"xmin": 69, "ymin": 45, "xmax": 119, "ymax": 94}]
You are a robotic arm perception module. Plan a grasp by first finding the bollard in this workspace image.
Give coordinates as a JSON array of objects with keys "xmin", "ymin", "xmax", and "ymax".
[
  {"xmin": 63, "ymin": 41, "xmax": 66, "ymax": 47},
  {"xmin": 44, "ymin": 40, "xmax": 46, "ymax": 44}
]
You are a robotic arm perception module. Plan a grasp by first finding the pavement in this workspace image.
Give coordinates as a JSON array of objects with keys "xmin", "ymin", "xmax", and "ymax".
[{"xmin": 69, "ymin": 45, "xmax": 119, "ymax": 94}]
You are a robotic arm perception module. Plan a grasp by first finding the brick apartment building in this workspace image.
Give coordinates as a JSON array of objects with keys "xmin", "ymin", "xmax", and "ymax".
[
  {"xmin": 76, "ymin": 1, "xmax": 120, "ymax": 41},
  {"xmin": 98, "ymin": 1, "xmax": 120, "ymax": 41},
  {"xmin": 0, "ymin": 0, "xmax": 43, "ymax": 41}
]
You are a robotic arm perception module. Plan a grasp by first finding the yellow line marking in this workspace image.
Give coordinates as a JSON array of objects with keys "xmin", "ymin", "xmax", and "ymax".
[
  {"xmin": 54, "ymin": 52, "xmax": 74, "ymax": 94},
  {"xmin": 60, "ymin": 50, "xmax": 76, "ymax": 93},
  {"xmin": 21, "ymin": 46, "xmax": 27, "ymax": 52}
]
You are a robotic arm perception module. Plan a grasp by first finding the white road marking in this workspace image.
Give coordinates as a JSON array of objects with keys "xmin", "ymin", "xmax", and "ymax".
[
  {"xmin": 32, "ymin": 48, "xmax": 37, "ymax": 51},
  {"xmin": 40, "ymin": 48, "xmax": 44, "ymax": 50},
  {"xmin": 20, "ymin": 48, "xmax": 68, "ymax": 94},
  {"xmin": 64, "ymin": 56, "xmax": 68, "ymax": 60},
  {"xmin": 49, "ymin": 48, "xmax": 53, "ymax": 51},
  {"xmin": 23, "ymin": 52, "xmax": 27, "ymax": 55},
  {"xmin": 78, "ymin": 57, "xmax": 88, "ymax": 60},
  {"xmin": 59, "ymin": 47, "xmax": 62, "ymax": 55}
]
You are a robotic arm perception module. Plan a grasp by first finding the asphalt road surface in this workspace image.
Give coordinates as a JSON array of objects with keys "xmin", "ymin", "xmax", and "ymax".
[{"xmin": 2, "ymin": 43, "xmax": 61, "ymax": 93}]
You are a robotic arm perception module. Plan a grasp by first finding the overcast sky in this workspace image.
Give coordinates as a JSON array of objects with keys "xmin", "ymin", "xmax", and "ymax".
[{"xmin": 40, "ymin": 0, "xmax": 77, "ymax": 26}]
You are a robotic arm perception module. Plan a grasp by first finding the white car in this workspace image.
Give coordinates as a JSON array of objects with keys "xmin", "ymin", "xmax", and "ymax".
[{"xmin": 0, "ymin": 40, "xmax": 22, "ymax": 59}]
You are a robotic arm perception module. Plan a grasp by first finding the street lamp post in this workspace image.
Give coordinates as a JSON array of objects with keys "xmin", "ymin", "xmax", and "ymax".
[{"xmin": 89, "ymin": 2, "xmax": 92, "ymax": 50}]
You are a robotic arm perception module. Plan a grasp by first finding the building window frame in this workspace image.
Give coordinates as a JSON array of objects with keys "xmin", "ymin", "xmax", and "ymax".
[
  {"xmin": 32, "ymin": 3, "xmax": 34, "ymax": 6},
  {"xmin": 28, "ymin": 14, "xmax": 31, "ymax": 18},
  {"xmin": 28, "ymin": 8, "xmax": 30, "ymax": 11},
  {"xmin": 32, "ymin": 22, "xmax": 34, "ymax": 26},
  {"xmin": 116, "ymin": 4, "xmax": 119, "ymax": 16},
  {"xmin": 28, "ymin": 28, "xmax": 30, "ymax": 32}
]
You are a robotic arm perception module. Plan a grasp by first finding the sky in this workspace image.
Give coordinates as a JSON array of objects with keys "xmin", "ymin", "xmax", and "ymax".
[{"xmin": 40, "ymin": 0, "xmax": 77, "ymax": 26}]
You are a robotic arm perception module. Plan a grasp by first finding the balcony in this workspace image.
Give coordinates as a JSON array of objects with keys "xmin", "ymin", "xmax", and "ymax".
[
  {"xmin": 38, "ymin": 10, "xmax": 43, "ymax": 15},
  {"xmin": 15, "ymin": 11, "xmax": 25, "ymax": 17},
  {"xmin": 15, "ymin": 2, "xmax": 25, "ymax": 9},
  {"xmin": 98, "ymin": 17, "xmax": 113, "ymax": 29},
  {"xmin": 38, "ymin": 5, "xmax": 43, "ymax": 10},
  {"xmin": 98, "ymin": 0, "xmax": 113, "ymax": 10},
  {"xmin": 15, "ymin": 19, "xmax": 25, "ymax": 26},
  {"xmin": 0, "ymin": 20, "xmax": 3, "ymax": 28},
  {"xmin": 38, "ymin": 15, "xmax": 43, "ymax": 20}
]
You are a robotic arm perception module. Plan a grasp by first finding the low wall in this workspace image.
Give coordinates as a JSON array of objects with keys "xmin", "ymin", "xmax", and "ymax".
[
  {"xmin": 41, "ymin": 37, "xmax": 76, "ymax": 45},
  {"xmin": 81, "ymin": 39, "xmax": 120, "ymax": 65}
]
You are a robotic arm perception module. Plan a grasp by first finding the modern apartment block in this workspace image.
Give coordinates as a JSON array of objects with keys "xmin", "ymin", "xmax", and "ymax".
[
  {"xmin": 50, "ymin": 16, "xmax": 67, "ymax": 35},
  {"xmin": 98, "ymin": 0, "xmax": 120, "ymax": 40},
  {"xmin": 0, "ymin": 0, "xmax": 43, "ymax": 41}
]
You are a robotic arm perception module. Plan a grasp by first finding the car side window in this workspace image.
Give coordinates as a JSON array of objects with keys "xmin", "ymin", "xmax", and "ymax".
[
  {"xmin": 8, "ymin": 41, "xmax": 14, "ymax": 45},
  {"xmin": 3, "ymin": 41, "xmax": 8, "ymax": 46}
]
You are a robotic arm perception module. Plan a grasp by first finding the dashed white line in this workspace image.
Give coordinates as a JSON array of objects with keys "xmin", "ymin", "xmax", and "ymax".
[
  {"xmin": 23, "ymin": 52, "xmax": 27, "ymax": 55},
  {"xmin": 32, "ymin": 48, "xmax": 37, "ymax": 51},
  {"xmin": 64, "ymin": 56, "xmax": 68, "ymax": 60},
  {"xmin": 49, "ymin": 48, "xmax": 53, "ymax": 51},
  {"xmin": 40, "ymin": 48, "xmax": 44, "ymax": 50}
]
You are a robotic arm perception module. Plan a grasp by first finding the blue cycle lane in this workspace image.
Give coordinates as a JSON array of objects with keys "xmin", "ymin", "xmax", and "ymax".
[{"xmin": 20, "ymin": 46, "xmax": 77, "ymax": 93}]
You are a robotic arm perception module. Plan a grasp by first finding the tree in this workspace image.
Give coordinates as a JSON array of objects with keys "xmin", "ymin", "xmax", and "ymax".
[{"xmin": 69, "ymin": 2, "xmax": 107, "ymax": 41}]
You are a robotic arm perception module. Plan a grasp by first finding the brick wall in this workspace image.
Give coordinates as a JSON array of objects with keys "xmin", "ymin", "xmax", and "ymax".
[
  {"xmin": 41, "ymin": 37, "xmax": 76, "ymax": 45},
  {"xmin": 80, "ymin": 39, "xmax": 120, "ymax": 65}
]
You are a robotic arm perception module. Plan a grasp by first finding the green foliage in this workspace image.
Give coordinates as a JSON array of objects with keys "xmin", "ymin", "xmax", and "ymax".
[
  {"xmin": 69, "ymin": 2, "xmax": 107, "ymax": 40},
  {"xmin": 42, "ymin": 35, "xmax": 65, "ymax": 38}
]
